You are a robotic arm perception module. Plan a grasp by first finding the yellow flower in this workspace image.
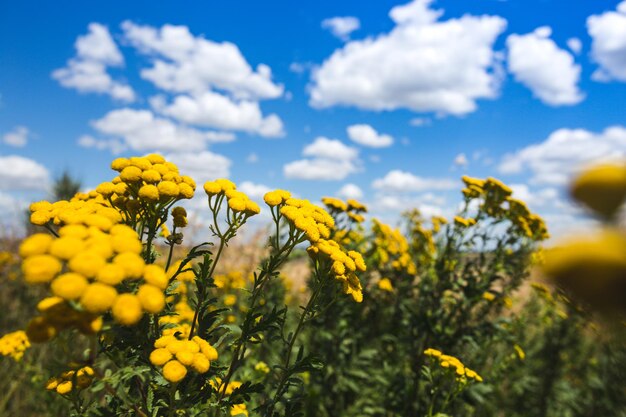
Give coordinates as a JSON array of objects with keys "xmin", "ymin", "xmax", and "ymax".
[
  {"xmin": 191, "ymin": 353, "xmax": 211, "ymax": 373},
  {"xmin": 150, "ymin": 348, "xmax": 173, "ymax": 366},
  {"xmin": 80, "ymin": 283, "xmax": 118, "ymax": 313},
  {"xmin": 162, "ymin": 360, "xmax": 187, "ymax": 383},
  {"xmin": 56, "ymin": 380, "xmax": 73, "ymax": 395},
  {"xmin": 204, "ymin": 181, "xmax": 222, "ymax": 196},
  {"xmin": 120, "ymin": 166, "xmax": 142, "ymax": 182},
  {"xmin": 482, "ymin": 292, "xmax": 495, "ymax": 302},
  {"xmin": 139, "ymin": 184, "xmax": 160, "ymax": 201},
  {"xmin": 30, "ymin": 210, "xmax": 51, "ymax": 225},
  {"xmin": 178, "ymin": 183, "xmax": 194, "ymax": 199},
  {"xmin": 143, "ymin": 264, "xmax": 169, "ymax": 290},
  {"xmin": 231, "ymin": 404, "xmax": 248, "ymax": 417},
  {"xmin": 19, "ymin": 233, "xmax": 54, "ymax": 257},
  {"xmin": 112, "ymin": 294, "xmax": 143, "ymax": 325},
  {"xmin": 49, "ymin": 236, "xmax": 85, "ymax": 260},
  {"xmin": 255, "ymin": 361, "xmax": 270, "ymax": 374},
  {"xmin": 111, "ymin": 234, "xmax": 143, "ymax": 254},
  {"xmin": 570, "ymin": 163, "xmax": 626, "ymax": 218},
  {"xmin": 158, "ymin": 181, "xmax": 180, "ymax": 198},
  {"xmin": 68, "ymin": 251, "xmax": 107, "ymax": 277},
  {"xmin": 111, "ymin": 157, "xmax": 130, "ymax": 171},
  {"xmin": 22, "ymin": 255, "xmax": 62, "ymax": 283},
  {"xmin": 514, "ymin": 344, "xmax": 525, "ymax": 360},
  {"xmin": 263, "ymin": 191, "xmax": 283, "ymax": 206},
  {"xmin": 141, "ymin": 169, "xmax": 162, "ymax": 183},
  {"xmin": 113, "ymin": 252, "xmax": 145, "ymax": 278},
  {"xmin": 137, "ymin": 284, "xmax": 166, "ymax": 313},
  {"xmin": 96, "ymin": 264, "xmax": 126, "ymax": 285},
  {"xmin": 51, "ymin": 273, "xmax": 89, "ymax": 300},
  {"xmin": 377, "ymin": 278, "xmax": 393, "ymax": 292}
]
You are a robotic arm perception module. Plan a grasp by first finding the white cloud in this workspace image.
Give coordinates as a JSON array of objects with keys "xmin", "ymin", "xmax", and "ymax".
[
  {"xmin": 246, "ymin": 153, "xmax": 259, "ymax": 163},
  {"xmin": 77, "ymin": 135, "xmax": 126, "ymax": 154},
  {"xmin": 347, "ymin": 124, "xmax": 393, "ymax": 148},
  {"xmin": 91, "ymin": 108, "xmax": 235, "ymax": 152},
  {"xmin": 506, "ymin": 27, "xmax": 583, "ymax": 106},
  {"xmin": 453, "ymin": 153, "xmax": 468, "ymax": 167},
  {"xmin": 239, "ymin": 181, "xmax": 272, "ymax": 200},
  {"xmin": 302, "ymin": 137, "xmax": 358, "ymax": 160},
  {"xmin": 52, "ymin": 23, "xmax": 135, "ymax": 102},
  {"xmin": 122, "ymin": 21, "xmax": 283, "ymax": 100},
  {"xmin": 337, "ymin": 183, "xmax": 363, "ymax": 200},
  {"xmin": 309, "ymin": 0, "xmax": 507, "ymax": 115},
  {"xmin": 498, "ymin": 125, "xmax": 626, "ymax": 185},
  {"xmin": 166, "ymin": 151, "xmax": 231, "ymax": 185},
  {"xmin": 2, "ymin": 126, "xmax": 30, "ymax": 147},
  {"xmin": 284, "ymin": 137, "xmax": 359, "ymax": 180},
  {"xmin": 321, "ymin": 16, "xmax": 360, "ymax": 41},
  {"xmin": 0, "ymin": 155, "xmax": 50, "ymax": 190},
  {"xmin": 150, "ymin": 91, "xmax": 284, "ymax": 137},
  {"xmin": 567, "ymin": 37, "xmax": 582, "ymax": 54},
  {"xmin": 372, "ymin": 170, "xmax": 456, "ymax": 192},
  {"xmin": 409, "ymin": 117, "xmax": 431, "ymax": 127},
  {"xmin": 587, "ymin": 2, "xmax": 626, "ymax": 82},
  {"xmin": 284, "ymin": 159, "xmax": 357, "ymax": 181}
]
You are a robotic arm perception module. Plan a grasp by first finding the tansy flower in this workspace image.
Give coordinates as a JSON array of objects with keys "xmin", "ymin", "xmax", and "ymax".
[
  {"xmin": 112, "ymin": 294, "xmax": 143, "ymax": 326},
  {"xmin": 162, "ymin": 360, "xmax": 187, "ymax": 383}
]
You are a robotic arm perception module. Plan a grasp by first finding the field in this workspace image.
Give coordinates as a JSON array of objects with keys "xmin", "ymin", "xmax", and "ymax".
[{"xmin": 0, "ymin": 155, "xmax": 625, "ymax": 417}]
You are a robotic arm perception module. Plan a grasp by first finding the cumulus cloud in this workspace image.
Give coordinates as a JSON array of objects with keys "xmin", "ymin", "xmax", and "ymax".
[
  {"xmin": 52, "ymin": 23, "xmax": 135, "ymax": 102},
  {"xmin": 321, "ymin": 16, "xmax": 360, "ymax": 41},
  {"xmin": 0, "ymin": 155, "xmax": 50, "ymax": 190},
  {"xmin": 453, "ymin": 153, "xmax": 468, "ymax": 167},
  {"xmin": 567, "ymin": 37, "xmax": 582, "ymax": 54},
  {"xmin": 91, "ymin": 108, "xmax": 235, "ymax": 152},
  {"xmin": 347, "ymin": 124, "xmax": 393, "ymax": 148},
  {"xmin": 77, "ymin": 135, "xmax": 126, "ymax": 154},
  {"xmin": 337, "ymin": 183, "xmax": 364, "ymax": 200},
  {"xmin": 309, "ymin": 0, "xmax": 507, "ymax": 115},
  {"xmin": 284, "ymin": 137, "xmax": 359, "ymax": 180},
  {"xmin": 587, "ymin": 2, "xmax": 626, "ymax": 82},
  {"xmin": 150, "ymin": 92, "xmax": 284, "ymax": 137},
  {"xmin": 122, "ymin": 21, "xmax": 283, "ymax": 100},
  {"xmin": 2, "ymin": 126, "xmax": 30, "ymax": 147},
  {"xmin": 239, "ymin": 181, "xmax": 272, "ymax": 200},
  {"xmin": 498, "ymin": 125, "xmax": 626, "ymax": 185},
  {"xmin": 372, "ymin": 170, "xmax": 456, "ymax": 192},
  {"xmin": 165, "ymin": 151, "xmax": 231, "ymax": 185},
  {"xmin": 506, "ymin": 27, "xmax": 583, "ymax": 106}
]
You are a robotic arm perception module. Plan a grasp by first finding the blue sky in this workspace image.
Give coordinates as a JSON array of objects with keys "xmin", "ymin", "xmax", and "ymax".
[{"xmin": 1, "ymin": 0, "xmax": 626, "ymax": 236}]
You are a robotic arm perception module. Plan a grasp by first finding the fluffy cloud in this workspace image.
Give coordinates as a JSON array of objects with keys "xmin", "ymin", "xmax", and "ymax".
[
  {"xmin": 122, "ymin": 21, "xmax": 283, "ymax": 100},
  {"xmin": 337, "ymin": 183, "xmax": 363, "ymax": 200},
  {"xmin": 587, "ymin": 1, "xmax": 626, "ymax": 82},
  {"xmin": 453, "ymin": 153, "xmax": 468, "ymax": 167},
  {"xmin": 0, "ymin": 155, "xmax": 50, "ymax": 190},
  {"xmin": 239, "ymin": 181, "xmax": 272, "ymax": 200},
  {"xmin": 498, "ymin": 125, "xmax": 626, "ymax": 185},
  {"xmin": 151, "ymin": 92, "xmax": 284, "ymax": 137},
  {"xmin": 52, "ymin": 23, "xmax": 135, "ymax": 102},
  {"xmin": 165, "ymin": 151, "xmax": 231, "ymax": 185},
  {"xmin": 77, "ymin": 135, "xmax": 126, "ymax": 154},
  {"xmin": 506, "ymin": 27, "xmax": 583, "ymax": 106},
  {"xmin": 347, "ymin": 124, "xmax": 393, "ymax": 148},
  {"xmin": 567, "ymin": 37, "xmax": 582, "ymax": 54},
  {"xmin": 372, "ymin": 170, "xmax": 456, "ymax": 192},
  {"xmin": 284, "ymin": 137, "xmax": 359, "ymax": 180},
  {"xmin": 91, "ymin": 108, "xmax": 235, "ymax": 152},
  {"xmin": 321, "ymin": 16, "xmax": 360, "ymax": 41},
  {"xmin": 302, "ymin": 137, "xmax": 358, "ymax": 160},
  {"xmin": 309, "ymin": 0, "xmax": 507, "ymax": 115},
  {"xmin": 2, "ymin": 126, "xmax": 30, "ymax": 147}
]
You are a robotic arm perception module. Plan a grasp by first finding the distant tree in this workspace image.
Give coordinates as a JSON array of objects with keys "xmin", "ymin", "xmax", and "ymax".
[{"xmin": 52, "ymin": 170, "xmax": 82, "ymax": 201}]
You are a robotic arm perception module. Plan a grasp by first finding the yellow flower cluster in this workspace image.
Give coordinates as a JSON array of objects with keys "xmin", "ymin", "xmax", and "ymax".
[
  {"xmin": 570, "ymin": 162, "xmax": 626, "ymax": 218},
  {"xmin": 321, "ymin": 197, "xmax": 368, "ymax": 223},
  {"xmin": 431, "ymin": 215, "xmax": 448, "ymax": 233},
  {"xmin": 404, "ymin": 210, "xmax": 437, "ymax": 260},
  {"xmin": 424, "ymin": 348, "xmax": 483, "ymax": 382},
  {"xmin": 307, "ymin": 239, "xmax": 366, "ymax": 302},
  {"xmin": 20, "ymin": 220, "xmax": 168, "ymax": 341},
  {"xmin": 45, "ymin": 366, "xmax": 95, "ymax": 395},
  {"xmin": 0, "ymin": 330, "xmax": 30, "ymax": 361},
  {"xmin": 171, "ymin": 206, "xmax": 188, "ymax": 228},
  {"xmin": 543, "ymin": 229, "xmax": 626, "ymax": 312},
  {"xmin": 150, "ymin": 335, "xmax": 218, "ymax": 383},
  {"xmin": 204, "ymin": 179, "xmax": 261, "ymax": 216},
  {"xmin": 276, "ymin": 197, "xmax": 335, "ymax": 242},
  {"xmin": 210, "ymin": 379, "xmax": 248, "ymax": 416},
  {"xmin": 102, "ymin": 155, "xmax": 195, "ymax": 219},
  {"xmin": 377, "ymin": 277, "xmax": 394, "ymax": 292},
  {"xmin": 460, "ymin": 176, "xmax": 548, "ymax": 240},
  {"xmin": 372, "ymin": 219, "xmax": 417, "ymax": 275},
  {"xmin": 29, "ymin": 196, "xmax": 122, "ymax": 228}
]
